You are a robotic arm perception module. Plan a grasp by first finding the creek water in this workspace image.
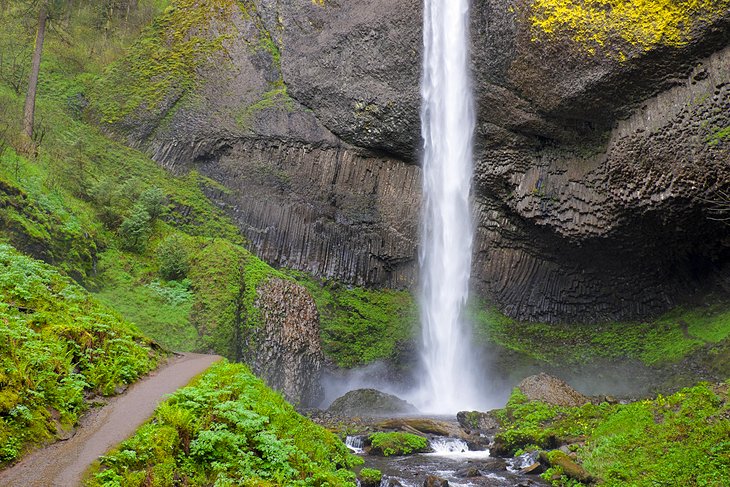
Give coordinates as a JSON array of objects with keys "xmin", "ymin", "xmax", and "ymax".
[
  {"xmin": 417, "ymin": 0, "xmax": 483, "ymax": 413},
  {"xmin": 349, "ymin": 435, "xmax": 547, "ymax": 486}
]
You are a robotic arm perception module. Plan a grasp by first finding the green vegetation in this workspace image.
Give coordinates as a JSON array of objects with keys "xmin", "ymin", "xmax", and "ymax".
[
  {"xmin": 527, "ymin": 0, "xmax": 730, "ymax": 58},
  {"xmin": 293, "ymin": 273, "xmax": 417, "ymax": 368},
  {"xmin": 358, "ymin": 468, "xmax": 383, "ymax": 484},
  {"xmin": 495, "ymin": 384, "xmax": 730, "ymax": 486},
  {"xmin": 90, "ymin": 0, "xmax": 234, "ymax": 125},
  {"xmin": 87, "ymin": 361, "xmax": 361, "ymax": 487},
  {"xmin": 472, "ymin": 299, "xmax": 730, "ymax": 367},
  {"xmin": 368, "ymin": 432, "xmax": 429, "ymax": 457},
  {"xmin": 0, "ymin": 244, "xmax": 161, "ymax": 465},
  {"xmin": 707, "ymin": 126, "xmax": 730, "ymax": 146}
]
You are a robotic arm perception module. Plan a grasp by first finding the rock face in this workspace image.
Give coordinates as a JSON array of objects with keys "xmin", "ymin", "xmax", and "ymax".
[
  {"xmin": 101, "ymin": 0, "xmax": 730, "ymax": 323},
  {"xmin": 517, "ymin": 373, "xmax": 590, "ymax": 407},
  {"xmin": 327, "ymin": 388, "xmax": 419, "ymax": 416},
  {"xmin": 252, "ymin": 278, "xmax": 324, "ymax": 406}
]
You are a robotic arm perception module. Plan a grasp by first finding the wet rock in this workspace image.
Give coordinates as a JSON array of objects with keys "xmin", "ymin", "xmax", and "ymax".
[
  {"xmin": 376, "ymin": 418, "xmax": 463, "ymax": 437},
  {"xmin": 384, "ymin": 479, "xmax": 403, "ymax": 487},
  {"xmin": 251, "ymin": 278, "xmax": 324, "ymax": 407},
  {"xmin": 328, "ymin": 389, "xmax": 418, "ymax": 416},
  {"xmin": 480, "ymin": 457, "xmax": 508, "ymax": 471},
  {"xmin": 455, "ymin": 466, "xmax": 481, "ymax": 478},
  {"xmin": 520, "ymin": 462, "xmax": 546, "ymax": 475},
  {"xmin": 489, "ymin": 439, "xmax": 510, "ymax": 457},
  {"xmin": 457, "ymin": 410, "xmax": 500, "ymax": 432},
  {"xmin": 423, "ymin": 475, "xmax": 449, "ymax": 487},
  {"xmin": 518, "ymin": 373, "xmax": 591, "ymax": 407},
  {"xmin": 512, "ymin": 450, "xmax": 547, "ymax": 475},
  {"xmin": 546, "ymin": 450, "xmax": 594, "ymax": 484}
]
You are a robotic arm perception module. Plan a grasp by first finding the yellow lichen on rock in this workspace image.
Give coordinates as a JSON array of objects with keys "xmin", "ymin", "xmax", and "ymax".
[{"xmin": 529, "ymin": 0, "xmax": 730, "ymax": 56}]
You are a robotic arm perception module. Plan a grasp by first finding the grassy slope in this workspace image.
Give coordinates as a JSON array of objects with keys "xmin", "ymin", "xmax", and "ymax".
[
  {"xmin": 86, "ymin": 361, "xmax": 362, "ymax": 487},
  {"xmin": 0, "ymin": 244, "xmax": 161, "ymax": 465},
  {"xmin": 471, "ymin": 299, "xmax": 730, "ymax": 371},
  {"xmin": 494, "ymin": 384, "xmax": 730, "ymax": 486}
]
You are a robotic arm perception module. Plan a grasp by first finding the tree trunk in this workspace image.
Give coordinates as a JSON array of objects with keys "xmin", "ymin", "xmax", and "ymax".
[{"xmin": 22, "ymin": 2, "xmax": 48, "ymax": 149}]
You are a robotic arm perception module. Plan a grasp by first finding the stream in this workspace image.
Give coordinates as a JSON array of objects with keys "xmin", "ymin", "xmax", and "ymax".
[{"xmin": 346, "ymin": 434, "xmax": 548, "ymax": 487}]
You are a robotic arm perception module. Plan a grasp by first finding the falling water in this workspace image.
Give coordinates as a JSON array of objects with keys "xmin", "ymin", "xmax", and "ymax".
[{"xmin": 417, "ymin": 0, "xmax": 482, "ymax": 413}]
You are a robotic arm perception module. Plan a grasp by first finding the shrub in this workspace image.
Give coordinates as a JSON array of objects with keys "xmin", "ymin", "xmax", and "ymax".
[
  {"xmin": 359, "ymin": 467, "xmax": 383, "ymax": 485},
  {"xmin": 138, "ymin": 186, "xmax": 166, "ymax": 220},
  {"xmin": 156, "ymin": 234, "xmax": 190, "ymax": 280},
  {"xmin": 118, "ymin": 205, "xmax": 151, "ymax": 252}
]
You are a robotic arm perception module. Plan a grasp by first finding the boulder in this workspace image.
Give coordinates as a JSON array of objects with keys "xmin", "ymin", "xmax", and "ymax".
[
  {"xmin": 546, "ymin": 450, "xmax": 594, "ymax": 484},
  {"xmin": 376, "ymin": 418, "xmax": 463, "ymax": 437},
  {"xmin": 518, "ymin": 374, "xmax": 591, "ymax": 407},
  {"xmin": 328, "ymin": 389, "xmax": 419, "ymax": 416},
  {"xmin": 423, "ymin": 475, "xmax": 449, "ymax": 487},
  {"xmin": 457, "ymin": 410, "xmax": 500, "ymax": 432},
  {"xmin": 251, "ymin": 278, "xmax": 324, "ymax": 407}
]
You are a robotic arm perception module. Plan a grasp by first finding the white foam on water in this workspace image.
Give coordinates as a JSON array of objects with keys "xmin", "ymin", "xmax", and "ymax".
[{"xmin": 427, "ymin": 437, "xmax": 491, "ymax": 459}]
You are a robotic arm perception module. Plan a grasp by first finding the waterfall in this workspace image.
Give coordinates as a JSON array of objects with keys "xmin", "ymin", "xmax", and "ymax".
[{"xmin": 417, "ymin": 0, "xmax": 482, "ymax": 413}]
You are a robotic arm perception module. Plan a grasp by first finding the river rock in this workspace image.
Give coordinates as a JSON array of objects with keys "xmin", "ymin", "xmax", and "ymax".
[
  {"xmin": 545, "ymin": 450, "xmax": 594, "ymax": 484},
  {"xmin": 423, "ymin": 475, "xmax": 449, "ymax": 487},
  {"xmin": 251, "ymin": 278, "xmax": 324, "ymax": 407},
  {"xmin": 455, "ymin": 466, "xmax": 481, "ymax": 478},
  {"xmin": 457, "ymin": 410, "xmax": 500, "ymax": 432},
  {"xmin": 376, "ymin": 418, "xmax": 463, "ymax": 437},
  {"xmin": 518, "ymin": 373, "xmax": 591, "ymax": 407},
  {"xmin": 328, "ymin": 389, "xmax": 418, "ymax": 416}
]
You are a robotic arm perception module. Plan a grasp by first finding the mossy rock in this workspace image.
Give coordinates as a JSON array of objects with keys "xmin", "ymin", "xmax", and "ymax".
[
  {"xmin": 545, "ymin": 450, "xmax": 595, "ymax": 484},
  {"xmin": 368, "ymin": 432, "xmax": 429, "ymax": 457},
  {"xmin": 358, "ymin": 467, "xmax": 382, "ymax": 487}
]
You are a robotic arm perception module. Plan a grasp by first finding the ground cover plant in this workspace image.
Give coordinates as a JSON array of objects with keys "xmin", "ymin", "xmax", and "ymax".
[
  {"xmin": 494, "ymin": 383, "xmax": 730, "ymax": 486},
  {"xmin": 87, "ymin": 361, "xmax": 362, "ymax": 487},
  {"xmin": 0, "ymin": 244, "xmax": 161, "ymax": 465}
]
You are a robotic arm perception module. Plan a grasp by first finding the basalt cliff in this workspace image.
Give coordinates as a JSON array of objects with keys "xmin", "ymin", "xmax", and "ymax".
[{"xmin": 95, "ymin": 0, "xmax": 730, "ymax": 324}]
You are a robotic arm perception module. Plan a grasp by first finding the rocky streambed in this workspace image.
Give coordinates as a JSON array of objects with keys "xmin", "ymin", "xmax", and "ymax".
[
  {"xmin": 304, "ymin": 387, "xmax": 557, "ymax": 487},
  {"xmin": 349, "ymin": 433, "xmax": 548, "ymax": 487},
  {"xmin": 304, "ymin": 373, "xmax": 624, "ymax": 487}
]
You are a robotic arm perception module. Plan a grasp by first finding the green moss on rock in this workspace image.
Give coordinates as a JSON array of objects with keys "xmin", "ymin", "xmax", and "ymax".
[
  {"xmin": 527, "ymin": 0, "xmax": 730, "ymax": 57},
  {"xmin": 368, "ymin": 432, "xmax": 429, "ymax": 457},
  {"xmin": 290, "ymin": 272, "xmax": 417, "ymax": 368},
  {"xmin": 90, "ymin": 0, "xmax": 237, "ymax": 124}
]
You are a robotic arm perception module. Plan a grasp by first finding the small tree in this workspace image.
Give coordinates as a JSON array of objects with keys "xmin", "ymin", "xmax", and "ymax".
[
  {"xmin": 157, "ymin": 235, "xmax": 190, "ymax": 280},
  {"xmin": 138, "ymin": 186, "xmax": 166, "ymax": 220},
  {"xmin": 118, "ymin": 205, "xmax": 151, "ymax": 253}
]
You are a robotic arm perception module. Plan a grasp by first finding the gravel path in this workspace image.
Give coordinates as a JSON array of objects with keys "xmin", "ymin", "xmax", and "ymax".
[{"xmin": 0, "ymin": 353, "xmax": 221, "ymax": 487}]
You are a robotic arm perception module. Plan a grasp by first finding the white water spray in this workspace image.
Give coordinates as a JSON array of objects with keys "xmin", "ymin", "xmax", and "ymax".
[{"xmin": 417, "ymin": 0, "xmax": 482, "ymax": 413}]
